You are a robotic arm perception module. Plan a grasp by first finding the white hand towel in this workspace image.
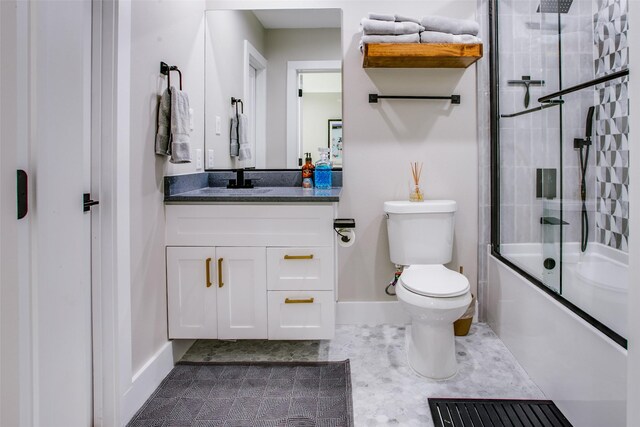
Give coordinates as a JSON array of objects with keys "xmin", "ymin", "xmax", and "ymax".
[
  {"xmin": 368, "ymin": 12, "xmax": 395, "ymax": 21},
  {"xmin": 360, "ymin": 18, "xmax": 424, "ymax": 35},
  {"xmin": 420, "ymin": 15, "xmax": 480, "ymax": 36},
  {"xmin": 420, "ymin": 31, "xmax": 482, "ymax": 44},
  {"xmin": 394, "ymin": 14, "xmax": 421, "ymax": 24},
  {"xmin": 360, "ymin": 33, "xmax": 421, "ymax": 50},
  {"xmin": 169, "ymin": 87, "xmax": 191, "ymax": 163},
  {"xmin": 155, "ymin": 88, "xmax": 171, "ymax": 156},
  {"xmin": 237, "ymin": 114, "xmax": 251, "ymax": 161}
]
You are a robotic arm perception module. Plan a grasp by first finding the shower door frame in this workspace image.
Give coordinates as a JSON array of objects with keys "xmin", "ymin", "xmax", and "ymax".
[{"xmin": 488, "ymin": 0, "xmax": 627, "ymax": 349}]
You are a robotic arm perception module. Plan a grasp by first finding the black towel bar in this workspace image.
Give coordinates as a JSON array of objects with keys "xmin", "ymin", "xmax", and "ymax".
[
  {"xmin": 369, "ymin": 93, "xmax": 461, "ymax": 104},
  {"xmin": 231, "ymin": 97, "xmax": 244, "ymax": 114},
  {"xmin": 160, "ymin": 61, "xmax": 182, "ymax": 90}
]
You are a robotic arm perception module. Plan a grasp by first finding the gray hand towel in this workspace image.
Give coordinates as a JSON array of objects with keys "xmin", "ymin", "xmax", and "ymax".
[
  {"xmin": 155, "ymin": 88, "xmax": 171, "ymax": 156},
  {"xmin": 169, "ymin": 87, "xmax": 191, "ymax": 163},
  {"xmin": 420, "ymin": 15, "xmax": 480, "ymax": 36},
  {"xmin": 394, "ymin": 14, "xmax": 420, "ymax": 24},
  {"xmin": 360, "ymin": 33, "xmax": 421, "ymax": 48},
  {"xmin": 420, "ymin": 31, "xmax": 482, "ymax": 44},
  {"xmin": 361, "ymin": 18, "xmax": 424, "ymax": 35},
  {"xmin": 368, "ymin": 12, "xmax": 395, "ymax": 21},
  {"xmin": 230, "ymin": 113, "xmax": 249, "ymax": 158}
]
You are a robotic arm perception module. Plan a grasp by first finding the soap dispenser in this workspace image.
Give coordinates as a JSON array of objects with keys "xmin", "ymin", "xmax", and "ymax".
[
  {"xmin": 302, "ymin": 152, "xmax": 314, "ymax": 188},
  {"xmin": 314, "ymin": 148, "xmax": 332, "ymax": 189}
]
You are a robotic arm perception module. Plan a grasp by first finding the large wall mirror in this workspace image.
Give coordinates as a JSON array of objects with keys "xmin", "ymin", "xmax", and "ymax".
[{"xmin": 204, "ymin": 8, "xmax": 343, "ymax": 170}]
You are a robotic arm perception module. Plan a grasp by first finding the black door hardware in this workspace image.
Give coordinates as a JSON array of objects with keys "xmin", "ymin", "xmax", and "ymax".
[
  {"xmin": 83, "ymin": 193, "xmax": 99, "ymax": 212},
  {"xmin": 17, "ymin": 170, "xmax": 28, "ymax": 219}
]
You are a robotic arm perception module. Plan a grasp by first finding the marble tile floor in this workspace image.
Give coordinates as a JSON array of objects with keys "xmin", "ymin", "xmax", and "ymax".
[{"xmin": 181, "ymin": 323, "xmax": 545, "ymax": 426}]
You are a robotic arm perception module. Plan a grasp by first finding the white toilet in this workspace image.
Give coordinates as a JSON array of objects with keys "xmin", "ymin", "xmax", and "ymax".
[{"xmin": 384, "ymin": 200, "xmax": 471, "ymax": 380}]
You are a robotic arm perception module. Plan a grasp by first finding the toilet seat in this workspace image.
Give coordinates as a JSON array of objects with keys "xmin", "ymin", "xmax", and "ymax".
[{"xmin": 400, "ymin": 265, "xmax": 469, "ymax": 297}]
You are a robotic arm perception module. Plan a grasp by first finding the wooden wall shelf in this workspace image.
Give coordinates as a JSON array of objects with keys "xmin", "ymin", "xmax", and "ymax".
[{"xmin": 362, "ymin": 43, "xmax": 483, "ymax": 69}]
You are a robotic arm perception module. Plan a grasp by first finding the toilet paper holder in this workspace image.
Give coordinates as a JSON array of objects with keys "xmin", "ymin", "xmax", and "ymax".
[{"xmin": 333, "ymin": 218, "xmax": 356, "ymax": 243}]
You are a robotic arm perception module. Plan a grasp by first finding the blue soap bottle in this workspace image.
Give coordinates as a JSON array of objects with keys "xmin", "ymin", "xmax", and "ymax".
[{"xmin": 314, "ymin": 148, "xmax": 332, "ymax": 189}]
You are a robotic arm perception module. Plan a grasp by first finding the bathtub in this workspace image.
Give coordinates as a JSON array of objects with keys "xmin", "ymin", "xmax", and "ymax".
[
  {"xmin": 500, "ymin": 242, "xmax": 628, "ymax": 338},
  {"xmin": 488, "ymin": 245, "xmax": 627, "ymax": 427}
]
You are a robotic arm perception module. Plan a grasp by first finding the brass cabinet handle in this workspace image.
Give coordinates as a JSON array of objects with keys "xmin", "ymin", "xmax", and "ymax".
[
  {"xmin": 285, "ymin": 297, "xmax": 315, "ymax": 304},
  {"xmin": 283, "ymin": 254, "xmax": 314, "ymax": 260},
  {"xmin": 205, "ymin": 257, "xmax": 212, "ymax": 288},
  {"xmin": 217, "ymin": 258, "xmax": 224, "ymax": 288}
]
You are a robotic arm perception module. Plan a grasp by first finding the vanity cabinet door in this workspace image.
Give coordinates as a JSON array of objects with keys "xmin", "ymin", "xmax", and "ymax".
[
  {"xmin": 216, "ymin": 247, "xmax": 268, "ymax": 339},
  {"xmin": 166, "ymin": 247, "xmax": 218, "ymax": 339}
]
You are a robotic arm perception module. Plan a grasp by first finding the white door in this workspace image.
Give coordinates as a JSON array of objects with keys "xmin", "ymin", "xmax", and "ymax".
[
  {"xmin": 167, "ymin": 247, "xmax": 218, "ymax": 339},
  {"xmin": 217, "ymin": 247, "xmax": 267, "ymax": 339},
  {"xmin": 31, "ymin": 0, "xmax": 94, "ymax": 425},
  {"xmin": 0, "ymin": 1, "xmax": 29, "ymax": 425}
]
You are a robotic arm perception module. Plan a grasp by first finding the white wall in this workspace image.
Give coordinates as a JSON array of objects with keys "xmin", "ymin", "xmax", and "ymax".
[
  {"xmin": 205, "ymin": 10, "xmax": 265, "ymax": 169},
  {"xmin": 129, "ymin": 0, "xmax": 206, "ymax": 373},
  {"xmin": 338, "ymin": 1, "xmax": 478, "ymax": 301}
]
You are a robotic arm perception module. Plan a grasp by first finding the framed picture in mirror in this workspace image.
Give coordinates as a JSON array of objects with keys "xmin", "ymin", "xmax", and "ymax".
[{"xmin": 328, "ymin": 119, "xmax": 342, "ymax": 167}]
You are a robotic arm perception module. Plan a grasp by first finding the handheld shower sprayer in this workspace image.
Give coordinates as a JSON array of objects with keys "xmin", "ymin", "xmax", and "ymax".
[{"xmin": 575, "ymin": 106, "xmax": 595, "ymax": 252}]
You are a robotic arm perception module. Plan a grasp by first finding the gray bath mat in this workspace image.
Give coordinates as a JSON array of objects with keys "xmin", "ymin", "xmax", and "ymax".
[{"xmin": 127, "ymin": 360, "xmax": 353, "ymax": 427}]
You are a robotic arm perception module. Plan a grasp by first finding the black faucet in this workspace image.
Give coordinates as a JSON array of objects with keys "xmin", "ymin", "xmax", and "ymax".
[{"xmin": 227, "ymin": 169, "xmax": 254, "ymax": 189}]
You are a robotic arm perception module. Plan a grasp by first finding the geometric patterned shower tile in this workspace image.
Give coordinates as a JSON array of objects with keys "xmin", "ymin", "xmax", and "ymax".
[{"xmin": 593, "ymin": 0, "xmax": 629, "ymax": 252}]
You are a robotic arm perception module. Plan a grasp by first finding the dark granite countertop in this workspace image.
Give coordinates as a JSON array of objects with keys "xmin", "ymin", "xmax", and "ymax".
[
  {"xmin": 165, "ymin": 186, "xmax": 341, "ymax": 203},
  {"xmin": 164, "ymin": 171, "xmax": 342, "ymax": 203}
]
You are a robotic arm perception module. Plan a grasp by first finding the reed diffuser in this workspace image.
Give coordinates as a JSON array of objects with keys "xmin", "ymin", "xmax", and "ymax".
[{"xmin": 409, "ymin": 162, "xmax": 424, "ymax": 202}]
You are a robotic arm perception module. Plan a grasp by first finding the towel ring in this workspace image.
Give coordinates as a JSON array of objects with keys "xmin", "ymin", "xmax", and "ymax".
[
  {"xmin": 160, "ymin": 61, "xmax": 182, "ymax": 91},
  {"xmin": 231, "ymin": 97, "xmax": 244, "ymax": 114}
]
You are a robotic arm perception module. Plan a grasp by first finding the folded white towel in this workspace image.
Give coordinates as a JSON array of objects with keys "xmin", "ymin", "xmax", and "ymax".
[
  {"xmin": 230, "ymin": 113, "xmax": 250, "ymax": 160},
  {"xmin": 420, "ymin": 31, "xmax": 482, "ymax": 44},
  {"xmin": 155, "ymin": 88, "xmax": 171, "ymax": 156},
  {"xmin": 360, "ymin": 33, "xmax": 421, "ymax": 46},
  {"xmin": 169, "ymin": 87, "xmax": 191, "ymax": 163},
  {"xmin": 394, "ymin": 14, "xmax": 420, "ymax": 24},
  {"xmin": 368, "ymin": 12, "xmax": 394, "ymax": 21},
  {"xmin": 237, "ymin": 117, "xmax": 251, "ymax": 162},
  {"xmin": 361, "ymin": 18, "xmax": 424, "ymax": 35},
  {"xmin": 420, "ymin": 15, "xmax": 480, "ymax": 36}
]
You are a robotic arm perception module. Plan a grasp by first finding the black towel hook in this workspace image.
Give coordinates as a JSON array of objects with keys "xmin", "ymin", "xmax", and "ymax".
[
  {"xmin": 231, "ymin": 97, "xmax": 244, "ymax": 114},
  {"xmin": 160, "ymin": 61, "xmax": 182, "ymax": 90}
]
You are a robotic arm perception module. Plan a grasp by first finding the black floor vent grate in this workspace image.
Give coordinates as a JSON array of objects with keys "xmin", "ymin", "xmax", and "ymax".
[{"xmin": 428, "ymin": 398, "xmax": 573, "ymax": 427}]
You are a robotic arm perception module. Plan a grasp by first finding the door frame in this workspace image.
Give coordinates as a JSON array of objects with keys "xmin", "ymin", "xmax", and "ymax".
[
  {"xmin": 91, "ymin": 0, "xmax": 133, "ymax": 425},
  {"xmin": 243, "ymin": 40, "xmax": 267, "ymax": 169},
  {"xmin": 285, "ymin": 60, "xmax": 341, "ymax": 169}
]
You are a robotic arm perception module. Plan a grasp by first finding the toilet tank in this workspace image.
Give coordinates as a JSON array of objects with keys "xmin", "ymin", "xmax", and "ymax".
[{"xmin": 384, "ymin": 200, "xmax": 456, "ymax": 265}]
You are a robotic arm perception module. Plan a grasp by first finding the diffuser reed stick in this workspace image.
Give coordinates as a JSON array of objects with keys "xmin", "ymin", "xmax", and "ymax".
[{"xmin": 409, "ymin": 162, "xmax": 424, "ymax": 202}]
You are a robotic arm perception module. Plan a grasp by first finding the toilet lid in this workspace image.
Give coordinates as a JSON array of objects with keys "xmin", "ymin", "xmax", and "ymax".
[{"xmin": 399, "ymin": 265, "xmax": 470, "ymax": 297}]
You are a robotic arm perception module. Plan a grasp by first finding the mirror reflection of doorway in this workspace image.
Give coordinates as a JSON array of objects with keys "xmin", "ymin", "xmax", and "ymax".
[
  {"xmin": 299, "ymin": 71, "xmax": 342, "ymax": 166},
  {"xmin": 328, "ymin": 119, "xmax": 342, "ymax": 167}
]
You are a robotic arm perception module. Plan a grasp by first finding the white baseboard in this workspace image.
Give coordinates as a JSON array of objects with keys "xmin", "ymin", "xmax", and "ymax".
[
  {"xmin": 336, "ymin": 301, "xmax": 410, "ymax": 325},
  {"xmin": 121, "ymin": 339, "xmax": 194, "ymax": 425}
]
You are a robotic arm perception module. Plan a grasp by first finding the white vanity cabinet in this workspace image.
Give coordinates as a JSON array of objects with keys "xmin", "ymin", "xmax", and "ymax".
[
  {"xmin": 165, "ymin": 204, "xmax": 336, "ymax": 340},
  {"xmin": 166, "ymin": 246, "xmax": 267, "ymax": 339}
]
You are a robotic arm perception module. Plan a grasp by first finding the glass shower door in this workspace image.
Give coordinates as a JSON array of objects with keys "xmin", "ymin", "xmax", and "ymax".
[{"xmin": 496, "ymin": 0, "xmax": 563, "ymax": 293}]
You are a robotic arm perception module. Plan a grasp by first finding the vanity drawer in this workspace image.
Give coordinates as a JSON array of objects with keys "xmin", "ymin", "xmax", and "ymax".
[
  {"xmin": 166, "ymin": 204, "xmax": 334, "ymax": 247},
  {"xmin": 267, "ymin": 291, "xmax": 335, "ymax": 340},
  {"xmin": 267, "ymin": 247, "xmax": 334, "ymax": 291}
]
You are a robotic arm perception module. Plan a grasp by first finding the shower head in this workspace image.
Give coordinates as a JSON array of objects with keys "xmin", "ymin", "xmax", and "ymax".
[
  {"xmin": 585, "ymin": 106, "xmax": 595, "ymax": 140},
  {"xmin": 536, "ymin": 0, "xmax": 574, "ymax": 13}
]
